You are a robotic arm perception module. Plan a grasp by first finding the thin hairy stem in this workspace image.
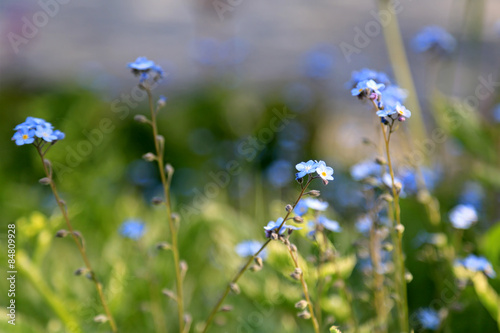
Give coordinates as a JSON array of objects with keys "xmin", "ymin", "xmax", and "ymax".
[
  {"xmin": 35, "ymin": 146, "xmax": 117, "ymax": 333},
  {"xmin": 146, "ymin": 88, "xmax": 185, "ymax": 332},
  {"xmin": 380, "ymin": 122, "xmax": 409, "ymax": 333},
  {"xmin": 287, "ymin": 246, "xmax": 320, "ymax": 333},
  {"xmin": 368, "ymin": 218, "xmax": 386, "ymax": 333},
  {"xmin": 202, "ymin": 178, "xmax": 314, "ymax": 332}
]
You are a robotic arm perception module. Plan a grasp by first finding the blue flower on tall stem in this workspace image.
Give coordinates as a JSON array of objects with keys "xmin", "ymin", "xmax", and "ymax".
[
  {"xmin": 317, "ymin": 216, "xmax": 342, "ymax": 232},
  {"xmin": 347, "ymin": 68, "xmax": 391, "ymax": 87},
  {"xmin": 295, "ymin": 160, "xmax": 319, "ymax": 180},
  {"xmin": 455, "ymin": 254, "xmax": 496, "ymax": 278},
  {"xmin": 449, "ymin": 204, "xmax": 477, "ymax": 229},
  {"xmin": 119, "ymin": 219, "xmax": 146, "ymax": 240},
  {"xmin": 315, "ymin": 161, "xmax": 334, "ymax": 184},
  {"xmin": 12, "ymin": 126, "xmax": 35, "ymax": 146},
  {"xmin": 412, "ymin": 26, "xmax": 456, "ymax": 54},
  {"xmin": 264, "ymin": 217, "xmax": 301, "ymax": 237}
]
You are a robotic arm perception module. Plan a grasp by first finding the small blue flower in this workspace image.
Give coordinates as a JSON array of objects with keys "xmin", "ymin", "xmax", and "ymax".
[
  {"xmin": 304, "ymin": 198, "xmax": 329, "ymax": 211},
  {"xmin": 350, "ymin": 160, "xmax": 381, "ymax": 181},
  {"xmin": 235, "ymin": 240, "xmax": 267, "ymax": 259},
  {"xmin": 351, "ymin": 79, "xmax": 385, "ymax": 97},
  {"xmin": 494, "ymin": 104, "xmax": 500, "ymax": 123},
  {"xmin": 128, "ymin": 57, "xmax": 156, "ymax": 71},
  {"xmin": 317, "ymin": 216, "xmax": 342, "ymax": 232},
  {"xmin": 347, "ymin": 68, "xmax": 391, "ymax": 87},
  {"xmin": 295, "ymin": 160, "xmax": 319, "ymax": 180},
  {"xmin": 53, "ymin": 130, "xmax": 66, "ymax": 141},
  {"xmin": 412, "ymin": 26, "xmax": 456, "ymax": 54},
  {"xmin": 380, "ymin": 85, "xmax": 408, "ymax": 111},
  {"xmin": 35, "ymin": 124, "xmax": 58, "ymax": 142},
  {"xmin": 266, "ymin": 160, "xmax": 293, "ymax": 188},
  {"xmin": 294, "ymin": 200, "xmax": 309, "ymax": 216},
  {"xmin": 315, "ymin": 160, "xmax": 334, "ymax": 184},
  {"xmin": 264, "ymin": 217, "xmax": 301, "ymax": 237},
  {"xmin": 119, "ymin": 219, "xmax": 146, "ymax": 240},
  {"xmin": 302, "ymin": 44, "xmax": 335, "ymax": 79},
  {"xmin": 459, "ymin": 182, "xmax": 484, "ymax": 211},
  {"xmin": 455, "ymin": 254, "xmax": 496, "ymax": 278},
  {"xmin": 449, "ymin": 204, "xmax": 477, "ymax": 229},
  {"xmin": 12, "ymin": 126, "xmax": 35, "ymax": 146},
  {"xmin": 355, "ymin": 215, "xmax": 372, "ymax": 234},
  {"xmin": 415, "ymin": 308, "xmax": 440, "ymax": 330}
]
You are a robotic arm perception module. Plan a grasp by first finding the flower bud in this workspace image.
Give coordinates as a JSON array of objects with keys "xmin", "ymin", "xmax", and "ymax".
[
  {"xmin": 285, "ymin": 204, "xmax": 293, "ymax": 212},
  {"xmin": 152, "ymin": 196, "xmax": 164, "ymax": 205},
  {"xmin": 180, "ymin": 260, "xmax": 188, "ymax": 278},
  {"xmin": 306, "ymin": 190, "xmax": 320, "ymax": 197},
  {"xmin": 254, "ymin": 256, "xmax": 263, "ymax": 267},
  {"xmin": 293, "ymin": 216, "xmax": 304, "ymax": 223},
  {"xmin": 142, "ymin": 153, "xmax": 157, "ymax": 162},
  {"xmin": 134, "ymin": 115, "xmax": 149, "ymax": 124},
  {"xmin": 156, "ymin": 242, "xmax": 171, "ymax": 250},
  {"xmin": 230, "ymin": 283, "xmax": 240, "ymax": 295},
  {"xmin": 295, "ymin": 300, "xmax": 308, "ymax": 310},
  {"xmin": 156, "ymin": 135, "xmax": 165, "ymax": 147},
  {"xmin": 375, "ymin": 156, "xmax": 386, "ymax": 165},
  {"xmin": 382, "ymin": 242, "xmax": 394, "ymax": 252},
  {"xmin": 220, "ymin": 305, "xmax": 233, "ymax": 312},
  {"xmin": 39, "ymin": 177, "xmax": 51, "ymax": 185},
  {"xmin": 395, "ymin": 224, "xmax": 405, "ymax": 235},
  {"xmin": 93, "ymin": 314, "xmax": 108, "ymax": 323},
  {"xmin": 405, "ymin": 271, "xmax": 413, "ymax": 282},
  {"xmin": 250, "ymin": 264, "xmax": 262, "ymax": 272},
  {"xmin": 271, "ymin": 233, "xmax": 278, "ymax": 240},
  {"xmin": 55, "ymin": 229, "xmax": 68, "ymax": 238},
  {"xmin": 379, "ymin": 194, "xmax": 393, "ymax": 202},
  {"xmin": 290, "ymin": 244, "xmax": 297, "ymax": 252},
  {"xmin": 162, "ymin": 289, "xmax": 177, "ymax": 301},
  {"xmin": 74, "ymin": 268, "xmax": 87, "ymax": 276},
  {"xmin": 165, "ymin": 163, "xmax": 174, "ymax": 176},
  {"xmin": 297, "ymin": 310, "xmax": 311, "ymax": 319},
  {"xmin": 398, "ymin": 116, "xmax": 406, "ymax": 122}
]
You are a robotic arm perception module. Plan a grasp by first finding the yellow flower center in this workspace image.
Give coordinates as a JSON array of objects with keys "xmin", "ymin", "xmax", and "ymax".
[
  {"xmin": 22, "ymin": 134, "xmax": 28, "ymax": 140},
  {"xmin": 322, "ymin": 172, "xmax": 327, "ymax": 177}
]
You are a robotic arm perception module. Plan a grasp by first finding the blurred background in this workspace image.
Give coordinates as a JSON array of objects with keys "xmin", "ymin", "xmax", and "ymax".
[{"xmin": 1, "ymin": 0, "xmax": 500, "ymax": 332}]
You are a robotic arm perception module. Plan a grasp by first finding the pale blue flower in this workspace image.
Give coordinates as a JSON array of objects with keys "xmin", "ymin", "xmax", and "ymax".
[
  {"xmin": 235, "ymin": 240, "xmax": 267, "ymax": 259},
  {"xmin": 350, "ymin": 160, "xmax": 381, "ymax": 181},
  {"xmin": 380, "ymin": 85, "xmax": 408, "ymax": 111},
  {"xmin": 294, "ymin": 200, "xmax": 309, "ymax": 216},
  {"xmin": 304, "ymin": 198, "xmax": 328, "ymax": 211},
  {"xmin": 128, "ymin": 57, "xmax": 156, "ymax": 71},
  {"xmin": 264, "ymin": 217, "xmax": 301, "ymax": 236},
  {"xmin": 455, "ymin": 254, "xmax": 496, "ymax": 278},
  {"xmin": 35, "ymin": 124, "xmax": 58, "ymax": 142},
  {"xmin": 267, "ymin": 160, "xmax": 293, "ymax": 188},
  {"xmin": 302, "ymin": 44, "xmax": 335, "ymax": 79},
  {"xmin": 12, "ymin": 126, "xmax": 35, "ymax": 146},
  {"xmin": 351, "ymin": 79, "xmax": 385, "ymax": 97},
  {"xmin": 412, "ymin": 26, "xmax": 456, "ymax": 54},
  {"xmin": 347, "ymin": 68, "xmax": 391, "ymax": 87},
  {"xmin": 449, "ymin": 204, "xmax": 477, "ymax": 229},
  {"xmin": 119, "ymin": 219, "xmax": 146, "ymax": 240},
  {"xmin": 315, "ymin": 160, "xmax": 334, "ymax": 183},
  {"xmin": 416, "ymin": 308, "xmax": 440, "ymax": 330},
  {"xmin": 295, "ymin": 160, "xmax": 319, "ymax": 180},
  {"xmin": 317, "ymin": 216, "xmax": 342, "ymax": 232},
  {"xmin": 459, "ymin": 182, "xmax": 484, "ymax": 210},
  {"xmin": 355, "ymin": 215, "xmax": 372, "ymax": 234}
]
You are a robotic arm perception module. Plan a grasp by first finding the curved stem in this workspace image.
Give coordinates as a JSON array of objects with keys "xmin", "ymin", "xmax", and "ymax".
[
  {"xmin": 202, "ymin": 178, "xmax": 313, "ymax": 332},
  {"xmin": 287, "ymin": 246, "xmax": 320, "ymax": 333},
  {"xmin": 146, "ymin": 88, "xmax": 185, "ymax": 332},
  {"xmin": 35, "ymin": 146, "xmax": 117, "ymax": 333}
]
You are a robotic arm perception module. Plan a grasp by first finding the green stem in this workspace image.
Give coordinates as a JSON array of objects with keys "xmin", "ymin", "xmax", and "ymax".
[
  {"xmin": 287, "ymin": 246, "xmax": 320, "ymax": 333},
  {"xmin": 380, "ymin": 123, "xmax": 409, "ymax": 333},
  {"xmin": 202, "ymin": 178, "xmax": 313, "ymax": 332},
  {"xmin": 35, "ymin": 145, "xmax": 117, "ymax": 333},
  {"xmin": 146, "ymin": 88, "xmax": 185, "ymax": 332}
]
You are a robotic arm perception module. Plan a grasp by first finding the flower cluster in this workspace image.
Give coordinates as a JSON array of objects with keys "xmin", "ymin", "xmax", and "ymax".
[
  {"xmin": 455, "ymin": 254, "xmax": 496, "ymax": 278},
  {"xmin": 264, "ymin": 218, "xmax": 302, "ymax": 238},
  {"xmin": 349, "ymin": 69, "xmax": 412, "ymax": 124},
  {"xmin": 412, "ymin": 26, "xmax": 456, "ymax": 54},
  {"xmin": 448, "ymin": 204, "xmax": 478, "ymax": 229},
  {"xmin": 12, "ymin": 117, "xmax": 65, "ymax": 146},
  {"xmin": 295, "ymin": 160, "xmax": 334, "ymax": 184},
  {"xmin": 128, "ymin": 57, "xmax": 164, "ymax": 83}
]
